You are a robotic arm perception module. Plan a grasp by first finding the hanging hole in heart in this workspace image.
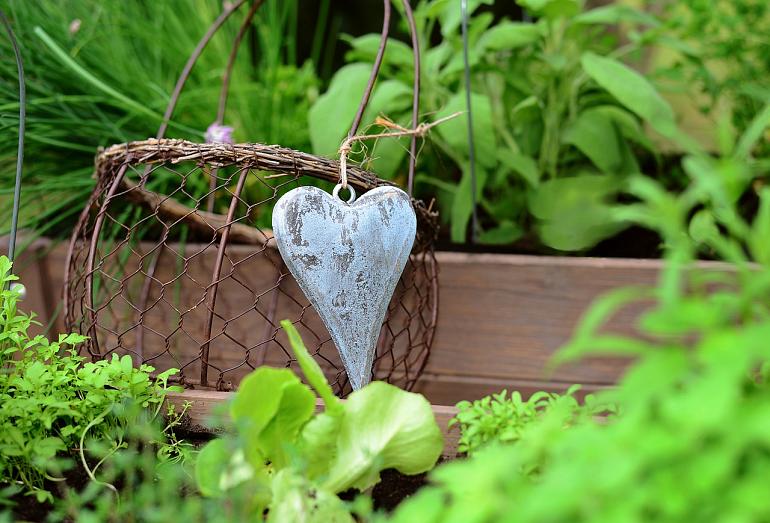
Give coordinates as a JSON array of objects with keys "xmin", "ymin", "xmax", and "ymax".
[{"xmin": 333, "ymin": 183, "xmax": 356, "ymax": 204}]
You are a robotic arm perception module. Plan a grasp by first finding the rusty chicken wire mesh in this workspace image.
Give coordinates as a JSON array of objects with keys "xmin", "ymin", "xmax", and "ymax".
[{"xmin": 63, "ymin": 139, "xmax": 439, "ymax": 394}]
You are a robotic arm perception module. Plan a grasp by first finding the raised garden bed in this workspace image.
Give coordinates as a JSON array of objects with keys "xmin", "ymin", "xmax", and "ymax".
[{"xmin": 7, "ymin": 236, "xmax": 705, "ymax": 406}]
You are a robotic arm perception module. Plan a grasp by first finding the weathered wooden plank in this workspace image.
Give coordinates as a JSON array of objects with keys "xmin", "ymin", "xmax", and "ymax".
[
  {"xmin": 19, "ymin": 241, "xmax": 723, "ymax": 404},
  {"xmin": 166, "ymin": 389, "xmax": 461, "ymax": 458}
]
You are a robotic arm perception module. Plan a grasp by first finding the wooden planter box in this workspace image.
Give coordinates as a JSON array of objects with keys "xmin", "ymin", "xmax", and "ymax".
[
  {"xmin": 9, "ymin": 235, "xmax": 688, "ymax": 452},
  {"xmin": 7, "ymin": 237, "xmax": 666, "ymax": 401}
]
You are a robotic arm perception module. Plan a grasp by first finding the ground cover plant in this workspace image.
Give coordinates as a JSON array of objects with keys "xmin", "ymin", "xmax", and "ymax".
[
  {"xmin": 0, "ymin": 285, "xmax": 443, "ymax": 521},
  {"xmin": 449, "ymin": 386, "xmax": 607, "ymax": 456},
  {"xmin": 0, "ymin": 255, "xmax": 183, "ymax": 517}
]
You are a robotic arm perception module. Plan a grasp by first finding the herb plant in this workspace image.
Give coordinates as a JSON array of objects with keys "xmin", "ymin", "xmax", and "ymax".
[
  {"xmin": 0, "ymin": 256, "xmax": 181, "ymax": 504},
  {"xmin": 657, "ymin": 0, "xmax": 770, "ymax": 157},
  {"xmin": 378, "ymin": 107, "xmax": 770, "ymax": 522},
  {"xmin": 450, "ymin": 386, "xmax": 606, "ymax": 456},
  {"xmin": 195, "ymin": 319, "xmax": 443, "ymax": 522},
  {"xmin": 0, "ymin": 0, "xmax": 324, "ymax": 242},
  {"xmin": 312, "ymin": 0, "xmax": 667, "ymax": 249}
]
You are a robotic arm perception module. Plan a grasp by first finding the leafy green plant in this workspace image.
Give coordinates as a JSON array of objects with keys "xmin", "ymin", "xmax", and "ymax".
[
  {"xmin": 449, "ymin": 386, "xmax": 607, "ymax": 456},
  {"xmin": 312, "ymin": 0, "xmax": 668, "ymax": 249},
  {"xmin": 195, "ymin": 319, "xmax": 443, "ymax": 522},
  {"xmin": 376, "ymin": 107, "xmax": 770, "ymax": 522},
  {"xmin": 0, "ymin": 256, "xmax": 181, "ymax": 504}
]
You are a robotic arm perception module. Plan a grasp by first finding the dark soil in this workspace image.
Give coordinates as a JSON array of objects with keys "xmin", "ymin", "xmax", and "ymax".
[
  {"xmin": 371, "ymin": 468, "xmax": 429, "ymax": 512},
  {"xmin": 8, "ymin": 456, "xmax": 91, "ymax": 523}
]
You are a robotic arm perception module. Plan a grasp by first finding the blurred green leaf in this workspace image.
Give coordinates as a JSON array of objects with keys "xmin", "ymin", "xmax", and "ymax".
[
  {"xmin": 498, "ymin": 151, "xmax": 540, "ymax": 187},
  {"xmin": 309, "ymin": 63, "xmax": 371, "ymax": 156},
  {"xmin": 581, "ymin": 52, "xmax": 677, "ymax": 138},
  {"xmin": 529, "ymin": 174, "xmax": 626, "ymax": 250},
  {"xmin": 574, "ymin": 4, "xmax": 660, "ymax": 26},
  {"xmin": 563, "ymin": 108, "xmax": 624, "ymax": 174},
  {"xmin": 477, "ymin": 21, "xmax": 542, "ymax": 52},
  {"xmin": 451, "ymin": 165, "xmax": 488, "ymax": 242},
  {"xmin": 436, "ymin": 92, "xmax": 496, "ymax": 169},
  {"xmin": 478, "ymin": 221, "xmax": 523, "ymax": 245},
  {"xmin": 517, "ymin": 0, "xmax": 580, "ymax": 19}
]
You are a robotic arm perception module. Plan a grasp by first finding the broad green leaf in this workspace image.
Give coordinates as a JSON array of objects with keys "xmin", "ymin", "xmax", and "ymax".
[
  {"xmin": 529, "ymin": 174, "xmax": 627, "ymax": 251},
  {"xmin": 268, "ymin": 469, "xmax": 354, "ymax": 523},
  {"xmin": 689, "ymin": 210, "xmax": 719, "ymax": 245},
  {"xmin": 498, "ymin": 150, "xmax": 540, "ymax": 187},
  {"xmin": 308, "ymin": 64, "xmax": 372, "ymax": 156},
  {"xmin": 735, "ymin": 104, "xmax": 770, "ymax": 159},
  {"xmin": 196, "ymin": 439, "xmax": 236, "ymax": 497},
  {"xmin": 518, "ymin": 0, "xmax": 580, "ymax": 19},
  {"xmin": 298, "ymin": 410, "xmax": 343, "ymax": 480},
  {"xmin": 322, "ymin": 382, "xmax": 443, "ymax": 492},
  {"xmin": 360, "ymin": 80, "xmax": 413, "ymax": 179},
  {"xmin": 477, "ymin": 221, "xmax": 523, "ymax": 245},
  {"xmin": 439, "ymin": 0, "xmax": 494, "ymax": 37},
  {"xmin": 581, "ymin": 52, "xmax": 677, "ymax": 138},
  {"xmin": 425, "ymin": 43, "xmax": 453, "ymax": 76},
  {"xmin": 574, "ymin": 4, "xmax": 660, "ymax": 26},
  {"xmin": 230, "ymin": 367, "xmax": 315, "ymax": 468},
  {"xmin": 436, "ymin": 92, "xmax": 496, "ymax": 169},
  {"xmin": 594, "ymin": 105, "xmax": 657, "ymax": 156},
  {"xmin": 563, "ymin": 108, "xmax": 624, "ymax": 174},
  {"xmin": 477, "ymin": 21, "xmax": 541, "ymax": 52},
  {"xmin": 342, "ymin": 34, "xmax": 415, "ymax": 69}
]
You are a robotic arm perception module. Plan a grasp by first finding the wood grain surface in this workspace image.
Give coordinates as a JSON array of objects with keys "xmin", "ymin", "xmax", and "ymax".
[{"xmin": 12, "ymin": 239, "xmax": 704, "ymax": 405}]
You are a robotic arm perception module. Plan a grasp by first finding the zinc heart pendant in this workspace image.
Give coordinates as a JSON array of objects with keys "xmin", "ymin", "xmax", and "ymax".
[{"xmin": 272, "ymin": 183, "xmax": 416, "ymax": 390}]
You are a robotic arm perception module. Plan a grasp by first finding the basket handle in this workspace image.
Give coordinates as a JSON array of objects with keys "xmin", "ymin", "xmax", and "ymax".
[
  {"xmin": 155, "ymin": 0, "xmax": 258, "ymax": 140},
  {"xmin": 156, "ymin": 0, "xmax": 421, "ymax": 195}
]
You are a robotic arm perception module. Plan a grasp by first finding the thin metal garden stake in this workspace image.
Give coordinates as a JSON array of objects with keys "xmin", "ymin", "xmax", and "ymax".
[
  {"xmin": 1, "ymin": 9, "xmax": 25, "ymax": 265},
  {"xmin": 460, "ymin": 0, "xmax": 479, "ymax": 243}
]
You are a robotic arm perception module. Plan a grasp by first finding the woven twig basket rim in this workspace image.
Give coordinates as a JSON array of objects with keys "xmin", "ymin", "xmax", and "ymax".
[{"xmin": 95, "ymin": 138, "xmax": 439, "ymax": 248}]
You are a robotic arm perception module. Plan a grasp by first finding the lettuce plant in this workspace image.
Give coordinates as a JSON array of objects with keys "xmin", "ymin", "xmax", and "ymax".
[{"xmin": 195, "ymin": 320, "xmax": 443, "ymax": 522}]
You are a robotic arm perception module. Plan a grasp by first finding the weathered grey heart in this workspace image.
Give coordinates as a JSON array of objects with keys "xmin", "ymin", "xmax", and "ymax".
[{"xmin": 272, "ymin": 184, "xmax": 416, "ymax": 390}]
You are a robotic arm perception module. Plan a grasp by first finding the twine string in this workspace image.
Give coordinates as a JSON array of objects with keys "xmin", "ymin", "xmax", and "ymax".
[{"xmin": 337, "ymin": 111, "xmax": 462, "ymax": 190}]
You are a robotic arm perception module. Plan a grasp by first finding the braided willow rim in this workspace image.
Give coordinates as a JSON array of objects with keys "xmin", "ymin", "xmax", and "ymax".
[{"xmin": 96, "ymin": 139, "xmax": 438, "ymax": 251}]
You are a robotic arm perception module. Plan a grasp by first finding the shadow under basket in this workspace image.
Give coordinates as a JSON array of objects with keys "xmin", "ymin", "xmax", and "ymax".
[{"xmin": 63, "ymin": 139, "xmax": 439, "ymax": 395}]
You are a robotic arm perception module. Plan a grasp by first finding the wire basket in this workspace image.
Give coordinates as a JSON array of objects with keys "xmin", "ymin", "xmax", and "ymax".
[{"xmin": 62, "ymin": 1, "xmax": 438, "ymax": 394}]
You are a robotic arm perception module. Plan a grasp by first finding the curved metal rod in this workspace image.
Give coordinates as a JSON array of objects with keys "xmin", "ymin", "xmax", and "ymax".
[
  {"xmin": 402, "ymin": 0, "xmax": 420, "ymax": 196},
  {"xmin": 84, "ymin": 164, "xmax": 129, "ymax": 358},
  {"xmin": 137, "ymin": 0, "xmax": 251, "ymax": 356},
  {"xmin": 200, "ymin": 167, "xmax": 250, "ymax": 388},
  {"xmin": 156, "ymin": 0, "xmax": 247, "ymax": 140},
  {"xmin": 217, "ymin": 0, "xmax": 263, "ymax": 124},
  {"xmin": 347, "ymin": 0, "xmax": 391, "ymax": 138},
  {"xmin": 208, "ymin": 0, "xmax": 264, "ymax": 212},
  {"xmin": 460, "ymin": 0, "xmax": 479, "ymax": 242},
  {"xmin": 1, "ymin": 10, "xmax": 25, "ymax": 265}
]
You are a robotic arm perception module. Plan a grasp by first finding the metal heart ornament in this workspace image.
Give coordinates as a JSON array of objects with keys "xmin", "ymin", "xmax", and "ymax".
[{"xmin": 272, "ymin": 184, "xmax": 416, "ymax": 390}]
